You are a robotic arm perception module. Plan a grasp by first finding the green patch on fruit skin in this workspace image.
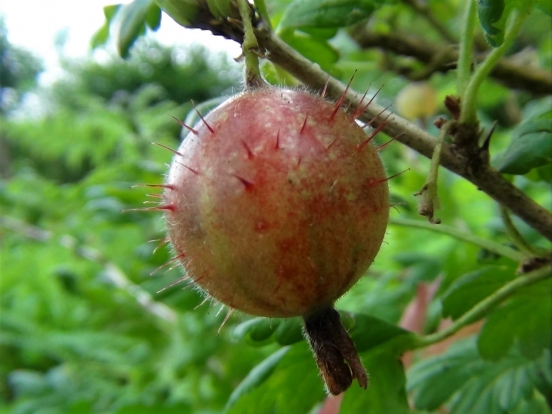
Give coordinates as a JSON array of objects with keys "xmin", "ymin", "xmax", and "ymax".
[{"xmin": 346, "ymin": 193, "xmax": 359, "ymax": 202}]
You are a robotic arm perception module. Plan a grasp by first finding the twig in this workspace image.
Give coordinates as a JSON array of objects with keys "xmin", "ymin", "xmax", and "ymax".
[
  {"xmin": 414, "ymin": 121, "xmax": 449, "ymax": 224},
  {"xmin": 1, "ymin": 216, "xmax": 177, "ymax": 324},
  {"xmin": 457, "ymin": 0, "xmax": 477, "ymax": 96},
  {"xmin": 461, "ymin": 9, "xmax": 529, "ymax": 124},
  {"xmin": 350, "ymin": 30, "xmax": 552, "ymax": 95},
  {"xmin": 499, "ymin": 206, "xmax": 547, "ymax": 257},
  {"xmin": 254, "ymin": 28, "xmax": 552, "ymax": 242},
  {"xmin": 237, "ymin": 0, "xmax": 264, "ymax": 88},
  {"xmin": 412, "ymin": 265, "xmax": 552, "ymax": 348},
  {"xmin": 389, "ymin": 217, "xmax": 528, "ymax": 263}
]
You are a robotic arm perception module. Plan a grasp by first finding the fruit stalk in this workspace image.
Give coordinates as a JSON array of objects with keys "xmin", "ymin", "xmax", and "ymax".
[
  {"xmin": 236, "ymin": 0, "xmax": 264, "ymax": 88},
  {"xmin": 303, "ymin": 306, "xmax": 368, "ymax": 395}
]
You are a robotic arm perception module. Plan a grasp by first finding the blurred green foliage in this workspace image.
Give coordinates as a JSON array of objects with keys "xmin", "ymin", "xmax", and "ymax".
[{"xmin": 1, "ymin": 1, "xmax": 552, "ymax": 413}]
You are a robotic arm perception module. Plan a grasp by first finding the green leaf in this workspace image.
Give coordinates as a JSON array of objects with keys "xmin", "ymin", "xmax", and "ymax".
[
  {"xmin": 408, "ymin": 339, "xmax": 484, "ymax": 410},
  {"xmin": 341, "ymin": 349, "xmax": 410, "ymax": 414},
  {"xmin": 408, "ymin": 337, "xmax": 551, "ymax": 413},
  {"xmin": 477, "ymin": 1, "xmax": 540, "ymax": 47},
  {"xmin": 279, "ymin": 30, "xmax": 339, "ymax": 71},
  {"xmin": 536, "ymin": 0, "xmax": 552, "ymax": 15},
  {"xmin": 232, "ymin": 318, "xmax": 280, "ymax": 346},
  {"xmin": 515, "ymin": 397, "xmax": 552, "ymax": 414},
  {"xmin": 8, "ymin": 370, "xmax": 49, "ymax": 395},
  {"xmin": 394, "ymin": 252, "xmax": 442, "ymax": 282},
  {"xmin": 279, "ymin": 0, "xmax": 379, "ymax": 29},
  {"xmin": 91, "ymin": 5, "xmax": 122, "ymax": 50},
  {"xmin": 348, "ymin": 313, "xmax": 413, "ymax": 352},
  {"xmin": 145, "ymin": 4, "xmax": 162, "ymax": 30},
  {"xmin": 90, "ymin": 24, "xmax": 110, "ymax": 49},
  {"xmin": 67, "ymin": 401, "xmax": 93, "ymax": 414},
  {"xmin": 299, "ymin": 27, "xmax": 339, "ymax": 40},
  {"xmin": 273, "ymin": 317, "xmax": 304, "ymax": 346},
  {"xmin": 206, "ymin": 0, "xmax": 232, "ymax": 19},
  {"xmin": 104, "ymin": 4, "xmax": 121, "ymax": 20},
  {"xmin": 248, "ymin": 319, "xmax": 279, "ymax": 342},
  {"xmin": 449, "ymin": 359, "xmax": 535, "ymax": 413},
  {"xmin": 115, "ymin": 0, "xmax": 156, "ymax": 57},
  {"xmin": 530, "ymin": 351, "xmax": 552, "ymax": 407},
  {"xmin": 226, "ymin": 344, "xmax": 324, "ymax": 414},
  {"xmin": 116, "ymin": 405, "xmax": 192, "ymax": 414},
  {"xmin": 477, "ymin": 278, "xmax": 552, "ymax": 361},
  {"xmin": 535, "ymin": 164, "xmax": 552, "ymax": 183},
  {"xmin": 441, "ymin": 266, "xmax": 516, "ymax": 320},
  {"xmin": 521, "ymin": 96, "xmax": 552, "ymax": 120},
  {"xmin": 496, "ymin": 113, "xmax": 552, "ymax": 175},
  {"xmin": 155, "ymin": 0, "xmax": 199, "ymax": 27},
  {"xmin": 477, "ymin": 0, "xmax": 507, "ymax": 47}
]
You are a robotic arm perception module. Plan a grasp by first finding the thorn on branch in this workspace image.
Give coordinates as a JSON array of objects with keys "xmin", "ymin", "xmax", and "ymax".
[{"xmin": 480, "ymin": 121, "xmax": 497, "ymax": 153}]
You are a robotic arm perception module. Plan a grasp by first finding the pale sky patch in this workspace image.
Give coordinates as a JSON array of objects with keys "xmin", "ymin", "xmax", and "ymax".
[{"xmin": 1, "ymin": 0, "xmax": 241, "ymax": 84}]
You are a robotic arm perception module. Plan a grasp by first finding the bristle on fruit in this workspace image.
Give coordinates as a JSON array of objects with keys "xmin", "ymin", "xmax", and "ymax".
[
  {"xmin": 176, "ymin": 161, "xmax": 201, "ymax": 175},
  {"xmin": 275, "ymin": 130, "xmax": 281, "ymax": 150},
  {"xmin": 149, "ymin": 237, "xmax": 170, "ymax": 254},
  {"xmin": 357, "ymin": 121, "xmax": 388, "ymax": 152},
  {"xmin": 152, "ymin": 142, "xmax": 183, "ymax": 157},
  {"xmin": 353, "ymin": 84, "xmax": 384, "ymax": 120},
  {"xmin": 191, "ymin": 100, "xmax": 215, "ymax": 134},
  {"xmin": 131, "ymin": 183, "xmax": 176, "ymax": 190},
  {"xmin": 330, "ymin": 70, "xmax": 357, "ymax": 120},
  {"xmin": 169, "ymin": 114, "xmax": 198, "ymax": 135},
  {"xmin": 194, "ymin": 297, "xmax": 210, "ymax": 310},
  {"xmin": 150, "ymin": 252, "xmax": 186, "ymax": 276},
  {"xmin": 156, "ymin": 275, "xmax": 190, "ymax": 293},
  {"xmin": 241, "ymin": 140, "xmax": 255, "ymax": 159},
  {"xmin": 351, "ymin": 85, "xmax": 371, "ymax": 119},
  {"xmin": 123, "ymin": 204, "xmax": 175, "ymax": 213},
  {"xmin": 368, "ymin": 169, "xmax": 409, "ymax": 187},
  {"xmin": 321, "ymin": 73, "xmax": 331, "ymax": 98},
  {"xmin": 232, "ymin": 174, "xmax": 254, "ymax": 189},
  {"xmin": 300, "ymin": 114, "xmax": 309, "ymax": 135},
  {"xmin": 217, "ymin": 309, "xmax": 235, "ymax": 334},
  {"xmin": 376, "ymin": 133, "xmax": 403, "ymax": 151}
]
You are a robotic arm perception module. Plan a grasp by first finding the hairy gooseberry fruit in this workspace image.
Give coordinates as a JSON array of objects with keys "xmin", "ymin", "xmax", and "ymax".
[
  {"xmin": 150, "ymin": 85, "xmax": 391, "ymax": 395},
  {"xmin": 164, "ymin": 87, "xmax": 389, "ymax": 316}
]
